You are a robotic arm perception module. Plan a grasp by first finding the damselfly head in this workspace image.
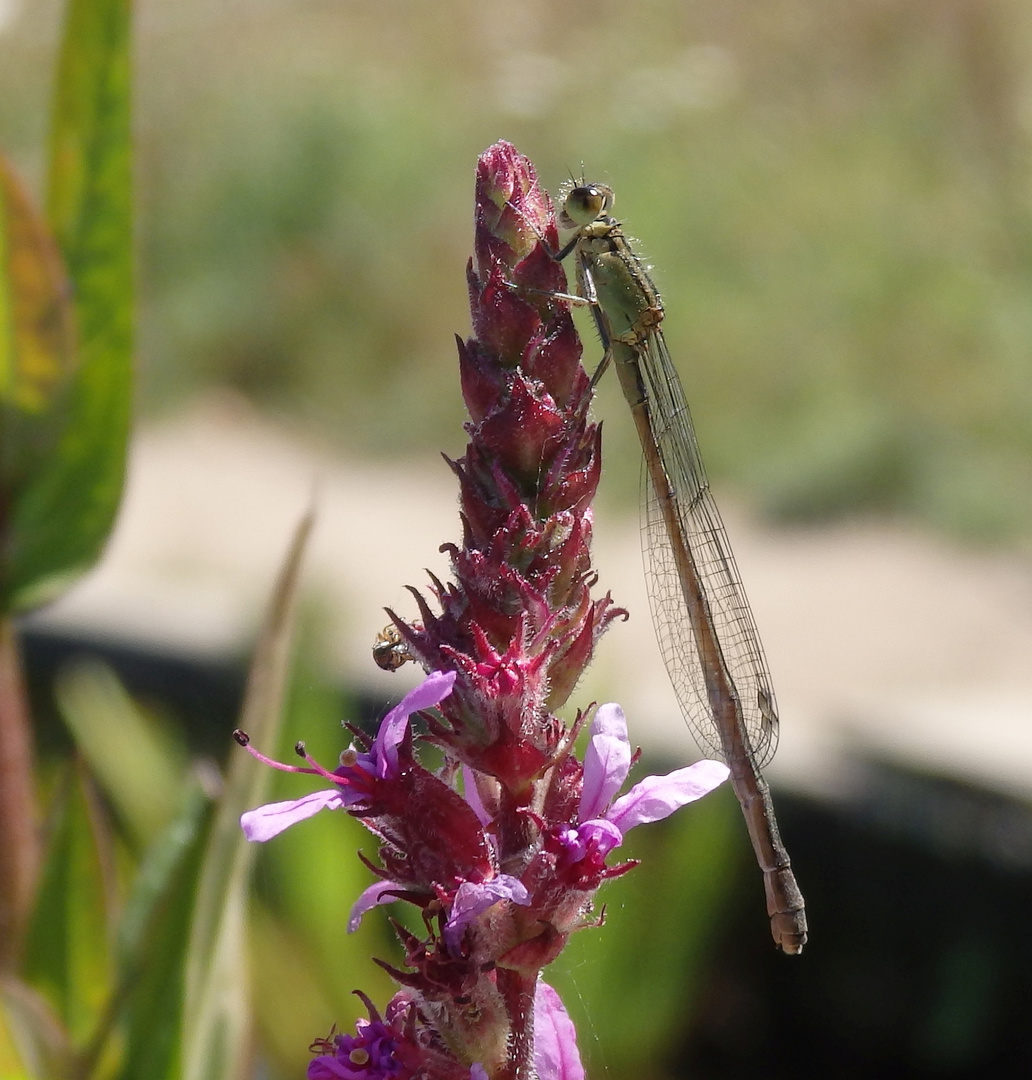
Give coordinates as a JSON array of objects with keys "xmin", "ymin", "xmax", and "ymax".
[{"xmin": 558, "ymin": 182, "xmax": 614, "ymax": 229}]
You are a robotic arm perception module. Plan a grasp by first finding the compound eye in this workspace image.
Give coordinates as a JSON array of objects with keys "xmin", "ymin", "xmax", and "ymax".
[{"xmin": 560, "ymin": 183, "xmax": 613, "ymax": 227}]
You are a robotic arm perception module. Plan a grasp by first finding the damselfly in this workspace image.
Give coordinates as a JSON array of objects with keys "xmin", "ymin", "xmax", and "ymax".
[{"xmin": 547, "ymin": 181, "xmax": 807, "ymax": 954}]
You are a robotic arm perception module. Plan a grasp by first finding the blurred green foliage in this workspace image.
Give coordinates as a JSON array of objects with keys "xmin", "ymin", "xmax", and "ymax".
[
  {"xmin": 1, "ymin": 510, "xmax": 314, "ymax": 1080},
  {"xmin": 3, "ymin": 0, "xmax": 1031, "ymax": 539},
  {"xmin": 2, "ymin": 1, "xmax": 138, "ymax": 1071},
  {"xmin": 0, "ymin": 0, "xmax": 132, "ymax": 612}
]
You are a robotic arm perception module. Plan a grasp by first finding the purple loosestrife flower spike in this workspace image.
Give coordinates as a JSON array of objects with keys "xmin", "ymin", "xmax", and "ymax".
[
  {"xmin": 240, "ymin": 144, "xmax": 730, "ymax": 1080},
  {"xmin": 390, "ymin": 141, "xmax": 624, "ymax": 797}
]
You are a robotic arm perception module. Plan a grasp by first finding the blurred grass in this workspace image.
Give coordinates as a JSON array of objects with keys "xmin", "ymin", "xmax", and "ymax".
[
  {"xmin": 247, "ymin": 617, "xmax": 399, "ymax": 1077},
  {"xmin": 4, "ymin": 0, "xmax": 1032, "ymax": 540}
]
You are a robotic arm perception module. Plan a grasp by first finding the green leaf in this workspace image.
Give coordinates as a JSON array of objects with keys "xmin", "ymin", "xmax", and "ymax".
[
  {"xmin": 0, "ymin": 157, "xmax": 78, "ymax": 484},
  {"xmin": 1, "ymin": 0, "xmax": 132, "ymax": 612},
  {"xmin": 181, "ymin": 510, "xmax": 314, "ymax": 1080},
  {"xmin": 0, "ymin": 157, "xmax": 78, "ymax": 614}
]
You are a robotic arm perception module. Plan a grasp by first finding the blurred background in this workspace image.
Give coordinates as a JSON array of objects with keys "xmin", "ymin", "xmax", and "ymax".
[{"xmin": 4, "ymin": 0, "xmax": 1032, "ymax": 1076}]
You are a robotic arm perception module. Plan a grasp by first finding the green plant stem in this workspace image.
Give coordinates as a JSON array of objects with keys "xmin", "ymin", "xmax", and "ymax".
[{"xmin": 0, "ymin": 617, "xmax": 39, "ymax": 971}]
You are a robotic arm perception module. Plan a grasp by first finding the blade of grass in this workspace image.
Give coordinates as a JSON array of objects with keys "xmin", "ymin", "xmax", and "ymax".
[
  {"xmin": 102, "ymin": 778, "xmax": 213, "ymax": 1080},
  {"xmin": 55, "ymin": 658, "xmax": 187, "ymax": 850},
  {"xmin": 181, "ymin": 508, "xmax": 315, "ymax": 1080},
  {"xmin": 23, "ymin": 760, "xmax": 116, "ymax": 1048}
]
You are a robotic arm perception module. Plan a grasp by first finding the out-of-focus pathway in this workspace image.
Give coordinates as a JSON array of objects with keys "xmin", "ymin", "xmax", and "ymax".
[{"xmin": 27, "ymin": 397, "xmax": 1032, "ymax": 800}]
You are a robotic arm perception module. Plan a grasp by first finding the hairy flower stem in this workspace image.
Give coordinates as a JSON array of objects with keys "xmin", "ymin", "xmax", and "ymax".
[{"xmin": 495, "ymin": 969, "xmax": 537, "ymax": 1080}]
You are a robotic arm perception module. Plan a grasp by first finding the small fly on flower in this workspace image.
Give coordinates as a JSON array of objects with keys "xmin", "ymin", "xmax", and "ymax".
[{"xmin": 372, "ymin": 623, "xmax": 413, "ymax": 672}]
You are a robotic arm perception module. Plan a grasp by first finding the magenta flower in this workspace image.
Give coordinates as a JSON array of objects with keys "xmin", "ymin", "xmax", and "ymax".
[
  {"xmin": 560, "ymin": 703, "xmax": 730, "ymax": 866},
  {"xmin": 513, "ymin": 704, "xmax": 729, "ymax": 935},
  {"xmin": 239, "ymin": 671, "xmax": 457, "ymax": 842},
  {"xmin": 307, "ymin": 1015, "xmax": 403, "ymax": 1080}
]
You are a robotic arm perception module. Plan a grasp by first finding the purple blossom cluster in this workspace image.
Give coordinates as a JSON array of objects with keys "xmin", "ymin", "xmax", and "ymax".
[{"xmin": 239, "ymin": 142, "xmax": 728, "ymax": 1080}]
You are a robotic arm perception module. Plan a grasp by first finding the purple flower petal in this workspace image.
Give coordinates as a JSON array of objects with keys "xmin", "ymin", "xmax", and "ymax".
[
  {"xmin": 462, "ymin": 765, "xmax": 493, "ymax": 826},
  {"xmin": 375, "ymin": 670, "xmax": 456, "ymax": 775},
  {"xmin": 469, "ymin": 1066, "xmax": 489, "ymax": 1080},
  {"xmin": 580, "ymin": 703, "xmax": 631, "ymax": 821},
  {"xmin": 240, "ymin": 788, "xmax": 345, "ymax": 842},
  {"xmin": 347, "ymin": 880, "xmax": 404, "ymax": 933},
  {"xmin": 443, "ymin": 874, "xmax": 530, "ymax": 952},
  {"xmin": 534, "ymin": 981, "xmax": 584, "ymax": 1080},
  {"xmin": 606, "ymin": 759, "xmax": 729, "ymax": 834}
]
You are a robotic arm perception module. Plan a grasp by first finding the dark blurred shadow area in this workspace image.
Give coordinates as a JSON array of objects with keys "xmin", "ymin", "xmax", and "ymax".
[{"xmin": 682, "ymin": 771, "xmax": 1032, "ymax": 1079}]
